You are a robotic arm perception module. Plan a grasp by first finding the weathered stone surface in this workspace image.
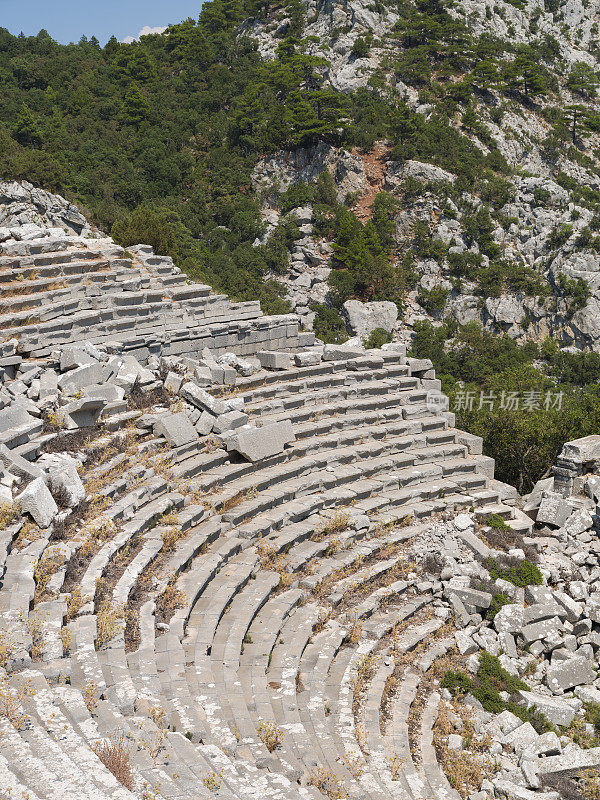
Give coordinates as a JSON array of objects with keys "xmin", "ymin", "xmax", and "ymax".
[
  {"xmin": 532, "ymin": 732, "xmax": 561, "ymax": 757},
  {"xmin": 536, "ymin": 491, "xmax": 574, "ymax": 527},
  {"xmin": 522, "ymin": 602, "xmax": 565, "ymax": 625},
  {"xmin": 294, "ymin": 350, "xmax": 322, "ymax": 367},
  {"xmin": 60, "ymin": 396, "xmax": 106, "ymax": 429},
  {"xmin": 0, "ymin": 443, "xmax": 43, "ymax": 480},
  {"xmin": 538, "ymin": 746, "xmax": 600, "ymax": 777},
  {"xmin": 226, "ymin": 420, "xmax": 295, "ymax": 461},
  {"xmin": 342, "ymin": 299, "xmax": 398, "ymax": 340},
  {"xmin": 17, "ymin": 476, "xmax": 58, "ymax": 527},
  {"xmin": 519, "ymin": 691, "xmax": 576, "ymax": 726},
  {"xmin": 47, "ymin": 459, "xmax": 85, "ymax": 507},
  {"xmin": 322, "ymin": 344, "xmax": 364, "ymax": 361},
  {"xmin": 560, "ymin": 435, "xmax": 600, "ymax": 464},
  {"xmin": 219, "ymin": 352, "xmax": 255, "ymax": 377},
  {"xmin": 153, "ymin": 412, "xmax": 199, "ymax": 447},
  {"xmin": 213, "ymin": 410, "xmax": 249, "ymax": 434},
  {"xmin": 546, "ymin": 655, "xmax": 596, "ymax": 694},
  {"xmin": 59, "ymin": 346, "xmax": 96, "ymax": 371},
  {"xmin": 447, "ymin": 587, "xmax": 492, "ymax": 609},
  {"xmin": 401, "ymin": 159, "xmax": 455, "ymax": 184},
  {"xmin": 257, "ymin": 351, "xmax": 292, "ymax": 370},
  {"xmin": 164, "ymin": 371, "xmax": 183, "ymax": 393},
  {"xmin": 57, "ymin": 362, "xmax": 106, "ymax": 392},
  {"xmin": 493, "ymin": 604, "xmax": 524, "ymax": 635},
  {"xmin": 180, "ymin": 382, "xmax": 227, "ymax": 416},
  {"xmin": 504, "ymin": 722, "xmax": 539, "ymax": 756}
]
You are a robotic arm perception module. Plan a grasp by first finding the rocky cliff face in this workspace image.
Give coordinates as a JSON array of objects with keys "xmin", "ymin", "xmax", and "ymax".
[{"xmin": 243, "ymin": 0, "xmax": 600, "ymax": 349}]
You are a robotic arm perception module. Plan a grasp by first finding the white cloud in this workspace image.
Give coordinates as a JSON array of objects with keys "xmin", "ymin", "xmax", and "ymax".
[{"xmin": 122, "ymin": 25, "xmax": 167, "ymax": 44}]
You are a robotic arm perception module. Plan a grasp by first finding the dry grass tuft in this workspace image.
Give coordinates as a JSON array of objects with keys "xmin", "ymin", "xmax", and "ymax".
[
  {"xmin": 313, "ymin": 512, "xmax": 350, "ymax": 542},
  {"xmin": 93, "ymin": 729, "xmax": 134, "ymax": 790},
  {"xmin": 0, "ymin": 501, "xmax": 20, "ymax": 528},
  {"xmin": 257, "ymin": 720, "xmax": 284, "ymax": 752},
  {"xmin": 96, "ymin": 599, "xmax": 124, "ymax": 649},
  {"xmin": 0, "ymin": 676, "xmax": 31, "ymax": 729},
  {"xmin": 308, "ymin": 766, "xmax": 351, "ymax": 799}
]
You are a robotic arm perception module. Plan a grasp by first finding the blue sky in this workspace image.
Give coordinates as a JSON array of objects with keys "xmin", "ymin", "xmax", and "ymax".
[{"xmin": 1, "ymin": 1, "xmax": 203, "ymax": 44}]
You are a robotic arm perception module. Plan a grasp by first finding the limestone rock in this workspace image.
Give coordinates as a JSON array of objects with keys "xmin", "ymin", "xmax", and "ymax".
[
  {"xmin": 226, "ymin": 420, "xmax": 295, "ymax": 462},
  {"xmin": 153, "ymin": 412, "xmax": 199, "ymax": 447},
  {"xmin": 546, "ymin": 655, "xmax": 596, "ymax": 694},
  {"xmin": 17, "ymin": 477, "xmax": 58, "ymax": 528},
  {"xmin": 342, "ymin": 299, "xmax": 398, "ymax": 341}
]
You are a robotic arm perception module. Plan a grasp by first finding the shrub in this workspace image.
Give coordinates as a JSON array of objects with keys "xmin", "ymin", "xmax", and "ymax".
[
  {"xmin": 418, "ymin": 286, "xmax": 449, "ymax": 315},
  {"xmin": 364, "ymin": 327, "xmax": 392, "ymax": 348},
  {"xmin": 488, "ymin": 512, "xmax": 510, "ymax": 531},
  {"xmin": 308, "ymin": 766, "xmax": 350, "ymax": 799},
  {"xmin": 312, "ymin": 303, "xmax": 349, "ymax": 344},
  {"xmin": 351, "ymin": 35, "xmax": 371, "ymax": 58},
  {"xmin": 548, "ymin": 223, "xmax": 574, "ymax": 248},
  {"xmin": 442, "ymin": 653, "xmax": 530, "ymax": 716},
  {"xmin": 487, "ymin": 557, "xmax": 543, "ymax": 587},
  {"xmin": 486, "ymin": 591, "xmax": 511, "ymax": 621}
]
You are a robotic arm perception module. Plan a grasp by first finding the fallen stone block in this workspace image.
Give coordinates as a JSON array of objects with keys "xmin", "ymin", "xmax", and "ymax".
[
  {"xmin": 294, "ymin": 351, "xmax": 322, "ymax": 367},
  {"xmin": 532, "ymin": 732, "xmax": 561, "ymax": 757},
  {"xmin": 196, "ymin": 411, "xmax": 215, "ymax": 436},
  {"xmin": 0, "ymin": 444, "xmax": 43, "ymax": 481},
  {"xmin": 212, "ymin": 410, "xmax": 249, "ymax": 435},
  {"xmin": 84, "ymin": 385, "xmax": 125, "ymax": 403},
  {"xmin": 180, "ymin": 382, "xmax": 227, "ymax": 416},
  {"xmin": 554, "ymin": 590, "xmax": 583, "ymax": 623},
  {"xmin": 538, "ymin": 746, "xmax": 600, "ymax": 777},
  {"xmin": 564, "ymin": 508, "xmax": 594, "ymax": 536},
  {"xmin": 59, "ymin": 346, "xmax": 96, "ymax": 372},
  {"xmin": 493, "ymin": 780, "xmax": 558, "ymax": 800},
  {"xmin": 504, "ymin": 722, "xmax": 539, "ymax": 756},
  {"xmin": 47, "ymin": 461, "xmax": 85, "ymax": 507},
  {"xmin": 523, "ymin": 603, "xmax": 566, "ymax": 626},
  {"xmin": 257, "ymin": 350, "xmax": 292, "ymax": 370},
  {"xmin": 586, "ymin": 596, "xmax": 600, "ymax": 624},
  {"xmin": 521, "ymin": 616, "xmax": 563, "ymax": 645},
  {"xmin": 60, "ymin": 397, "xmax": 106, "ymax": 429},
  {"xmin": 447, "ymin": 587, "xmax": 492, "ymax": 609},
  {"xmin": 560, "ymin": 435, "xmax": 600, "ymax": 465},
  {"xmin": 455, "ymin": 528, "xmax": 491, "ymax": 560},
  {"xmin": 193, "ymin": 366, "xmax": 212, "ymax": 387},
  {"xmin": 494, "ymin": 710, "xmax": 523, "ymax": 735},
  {"xmin": 17, "ymin": 477, "xmax": 58, "ymax": 528},
  {"xmin": 226, "ymin": 420, "xmax": 295, "ymax": 462},
  {"xmin": 494, "ymin": 604, "xmax": 524, "ymax": 635},
  {"xmin": 218, "ymin": 352, "xmax": 254, "ymax": 377},
  {"xmin": 454, "ymin": 630, "xmax": 478, "ymax": 655},
  {"xmin": 536, "ymin": 491, "xmax": 574, "ymax": 528},
  {"xmin": 546, "ymin": 654, "xmax": 596, "ymax": 694},
  {"xmin": 114, "ymin": 356, "xmax": 154, "ymax": 390},
  {"xmin": 322, "ymin": 344, "xmax": 364, "ymax": 361},
  {"xmin": 57, "ymin": 362, "xmax": 108, "ymax": 393},
  {"xmin": 164, "ymin": 371, "xmax": 183, "ymax": 394},
  {"xmin": 153, "ymin": 412, "xmax": 198, "ymax": 447},
  {"xmin": 575, "ymin": 685, "xmax": 600, "ymax": 705}
]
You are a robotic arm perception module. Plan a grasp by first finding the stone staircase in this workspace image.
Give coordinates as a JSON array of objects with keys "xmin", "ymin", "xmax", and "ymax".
[
  {"xmin": 0, "ymin": 340, "xmax": 533, "ymax": 799},
  {"xmin": 0, "ymin": 237, "xmax": 307, "ymax": 361}
]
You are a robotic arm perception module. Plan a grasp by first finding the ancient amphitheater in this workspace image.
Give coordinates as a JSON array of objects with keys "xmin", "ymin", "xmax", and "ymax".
[{"xmin": 3, "ymin": 182, "xmax": 600, "ymax": 800}]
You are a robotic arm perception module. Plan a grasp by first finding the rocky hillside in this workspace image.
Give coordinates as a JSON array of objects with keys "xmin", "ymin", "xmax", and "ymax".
[{"xmin": 244, "ymin": 0, "xmax": 600, "ymax": 350}]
